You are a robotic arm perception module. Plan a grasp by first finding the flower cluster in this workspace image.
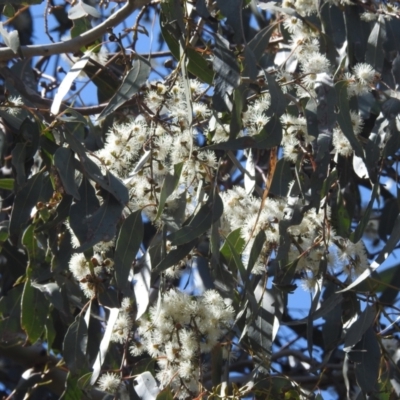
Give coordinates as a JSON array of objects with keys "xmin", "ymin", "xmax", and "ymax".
[
  {"xmin": 129, "ymin": 289, "xmax": 234, "ymax": 399},
  {"xmin": 92, "ymin": 78, "xmax": 216, "ymax": 224},
  {"xmin": 220, "ymin": 186, "xmax": 369, "ymax": 284}
]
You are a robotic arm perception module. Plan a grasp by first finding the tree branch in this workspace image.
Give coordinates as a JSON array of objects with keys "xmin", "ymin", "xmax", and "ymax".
[{"xmin": 0, "ymin": 0, "xmax": 151, "ymax": 62}]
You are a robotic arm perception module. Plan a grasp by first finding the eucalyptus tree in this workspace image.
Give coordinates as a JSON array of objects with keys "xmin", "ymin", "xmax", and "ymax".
[{"xmin": 0, "ymin": 0, "xmax": 400, "ymax": 399}]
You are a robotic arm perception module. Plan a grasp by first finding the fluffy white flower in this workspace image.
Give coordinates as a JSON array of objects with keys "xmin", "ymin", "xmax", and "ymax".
[
  {"xmin": 97, "ymin": 372, "xmax": 120, "ymax": 394},
  {"xmin": 353, "ymin": 63, "xmax": 376, "ymax": 85}
]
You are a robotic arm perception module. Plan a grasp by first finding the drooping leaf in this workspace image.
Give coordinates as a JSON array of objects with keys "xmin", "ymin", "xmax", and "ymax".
[
  {"xmin": 168, "ymin": 193, "xmax": 224, "ymax": 246},
  {"xmin": 134, "ymin": 252, "xmax": 151, "ymax": 320},
  {"xmin": 269, "ymin": 158, "xmax": 292, "ymax": 197},
  {"xmin": 216, "ymin": 0, "xmax": 244, "ymax": 44},
  {"xmin": 253, "ymin": 115, "xmax": 283, "ymax": 149},
  {"xmin": 63, "ymin": 313, "xmax": 88, "ymax": 375},
  {"xmin": 9, "ymin": 172, "xmax": 53, "ymax": 240},
  {"xmin": 350, "ymin": 182, "xmax": 379, "ymax": 243},
  {"xmin": 265, "ymin": 72, "xmax": 287, "ymax": 117},
  {"xmin": 68, "ymin": 1, "xmax": 100, "ymax": 20},
  {"xmin": 153, "ymin": 239, "xmax": 197, "ymax": 274},
  {"xmin": 348, "ymin": 328, "xmax": 380, "ymax": 393},
  {"xmin": 366, "ymin": 16, "xmax": 386, "ymax": 73},
  {"xmin": 65, "ymin": 132, "xmax": 129, "ymax": 205},
  {"xmin": 90, "ymin": 307, "xmax": 120, "ymax": 385},
  {"xmin": 0, "ymin": 284, "xmax": 23, "ymax": 341},
  {"xmin": 31, "ymin": 281, "xmax": 65, "ymax": 314},
  {"xmin": 60, "ymin": 372, "xmax": 84, "ymax": 400},
  {"xmin": 335, "ymin": 81, "xmax": 364, "ymax": 158},
  {"xmin": 21, "ymin": 278, "xmax": 49, "ymax": 343},
  {"xmin": 341, "ymin": 212, "xmax": 400, "ymax": 293},
  {"xmin": 344, "ymin": 305, "xmax": 376, "ymax": 351},
  {"xmin": 246, "ymin": 24, "xmax": 276, "ymax": 65},
  {"xmin": 213, "ymin": 33, "xmax": 240, "ymax": 112},
  {"xmin": 0, "ymin": 22, "xmax": 20, "ymax": 55},
  {"xmin": 51, "ymin": 51, "xmax": 93, "ymax": 115},
  {"xmin": 97, "ymin": 58, "xmax": 151, "ymax": 121},
  {"xmin": 155, "ymin": 162, "xmax": 183, "ymax": 220},
  {"xmin": 160, "ymin": 0, "xmax": 213, "ymax": 84},
  {"xmin": 114, "ymin": 210, "xmax": 143, "ymax": 293},
  {"xmin": 74, "ymin": 193, "xmax": 124, "ymax": 253},
  {"xmin": 220, "ymin": 228, "xmax": 245, "ymax": 276},
  {"xmin": 54, "ymin": 147, "xmax": 80, "ymax": 200}
]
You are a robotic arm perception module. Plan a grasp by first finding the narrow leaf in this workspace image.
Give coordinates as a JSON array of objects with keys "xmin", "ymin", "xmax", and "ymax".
[
  {"xmin": 156, "ymin": 162, "xmax": 183, "ymax": 220},
  {"xmin": 90, "ymin": 307, "xmax": 119, "ymax": 385},
  {"xmin": 114, "ymin": 210, "xmax": 143, "ymax": 293},
  {"xmin": 51, "ymin": 51, "xmax": 93, "ymax": 115},
  {"xmin": 134, "ymin": 252, "xmax": 151, "ymax": 320},
  {"xmin": 21, "ymin": 278, "xmax": 49, "ymax": 343},
  {"xmin": 54, "ymin": 147, "xmax": 80, "ymax": 200},
  {"xmin": 97, "ymin": 58, "xmax": 151, "ymax": 121},
  {"xmin": 63, "ymin": 314, "xmax": 88, "ymax": 375},
  {"xmin": 168, "ymin": 193, "xmax": 224, "ymax": 246}
]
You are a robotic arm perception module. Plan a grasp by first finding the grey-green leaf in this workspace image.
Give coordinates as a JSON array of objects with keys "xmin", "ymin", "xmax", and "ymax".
[
  {"xmin": 63, "ymin": 314, "xmax": 88, "ymax": 375},
  {"xmin": 168, "ymin": 193, "xmax": 224, "ymax": 246},
  {"xmin": 97, "ymin": 58, "xmax": 151, "ymax": 121},
  {"xmin": 114, "ymin": 210, "xmax": 143, "ymax": 293},
  {"xmin": 54, "ymin": 147, "xmax": 80, "ymax": 200}
]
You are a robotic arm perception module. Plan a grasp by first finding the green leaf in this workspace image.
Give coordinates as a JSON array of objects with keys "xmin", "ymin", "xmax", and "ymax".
[
  {"xmin": 31, "ymin": 282, "xmax": 65, "ymax": 314},
  {"xmin": 90, "ymin": 307, "xmax": 119, "ymax": 385},
  {"xmin": 9, "ymin": 172, "xmax": 53, "ymax": 239},
  {"xmin": 366, "ymin": 16, "xmax": 386, "ymax": 73},
  {"xmin": 160, "ymin": 0, "xmax": 213, "ymax": 84},
  {"xmin": 253, "ymin": 115, "xmax": 283, "ymax": 149},
  {"xmin": 68, "ymin": 1, "xmax": 100, "ymax": 20},
  {"xmin": 351, "ymin": 182, "xmax": 379, "ymax": 243},
  {"xmin": 63, "ymin": 314, "xmax": 88, "ymax": 375},
  {"xmin": 114, "ymin": 210, "xmax": 144, "ymax": 293},
  {"xmin": 0, "ymin": 22, "xmax": 20, "ymax": 55},
  {"xmin": 213, "ymin": 33, "xmax": 240, "ymax": 112},
  {"xmin": 168, "ymin": 193, "xmax": 224, "ymax": 246},
  {"xmin": 246, "ymin": 24, "xmax": 276, "ymax": 64},
  {"xmin": 74, "ymin": 194, "xmax": 124, "ymax": 253},
  {"xmin": 220, "ymin": 228, "xmax": 245, "ymax": 276},
  {"xmin": 153, "ymin": 239, "xmax": 197, "ymax": 274},
  {"xmin": 344, "ymin": 212, "xmax": 400, "ymax": 294},
  {"xmin": 69, "ymin": 177, "xmax": 100, "ymax": 243},
  {"xmin": 51, "ymin": 51, "xmax": 93, "ymax": 115},
  {"xmin": 156, "ymin": 388, "xmax": 174, "ymax": 400},
  {"xmin": 210, "ymin": 344, "xmax": 223, "ymax": 387},
  {"xmin": 134, "ymin": 252, "xmax": 151, "ymax": 319},
  {"xmin": 216, "ymin": 0, "xmax": 243, "ymax": 44},
  {"xmin": 60, "ymin": 372, "xmax": 84, "ymax": 400},
  {"xmin": 97, "ymin": 58, "xmax": 151, "ymax": 121},
  {"xmin": 265, "ymin": 72, "xmax": 287, "ymax": 117},
  {"xmin": 0, "ymin": 284, "xmax": 23, "ymax": 341},
  {"xmin": 156, "ymin": 162, "xmax": 183, "ymax": 220},
  {"xmin": 344, "ymin": 305, "xmax": 376, "ymax": 351},
  {"xmin": 54, "ymin": 147, "xmax": 80, "ymax": 200},
  {"xmin": 349, "ymin": 328, "xmax": 380, "ymax": 393},
  {"xmin": 335, "ymin": 81, "xmax": 364, "ymax": 158},
  {"xmin": 269, "ymin": 158, "xmax": 292, "ymax": 197},
  {"xmin": 70, "ymin": 18, "xmax": 100, "ymax": 53},
  {"xmin": 0, "ymin": 178, "xmax": 14, "ymax": 191},
  {"xmin": 11, "ymin": 143, "xmax": 27, "ymax": 187},
  {"xmin": 65, "ymin": 132, "xmax": 129, "ymax": 205},
  {"xmin": 21, "ymin": 278, "xmax": 49, "ymax": 343}
]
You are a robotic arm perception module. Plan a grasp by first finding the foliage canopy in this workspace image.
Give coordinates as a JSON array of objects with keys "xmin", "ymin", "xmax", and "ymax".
[{"xmin": 1, "ymin": 0, "xmax": 400, "ymax": 399}]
